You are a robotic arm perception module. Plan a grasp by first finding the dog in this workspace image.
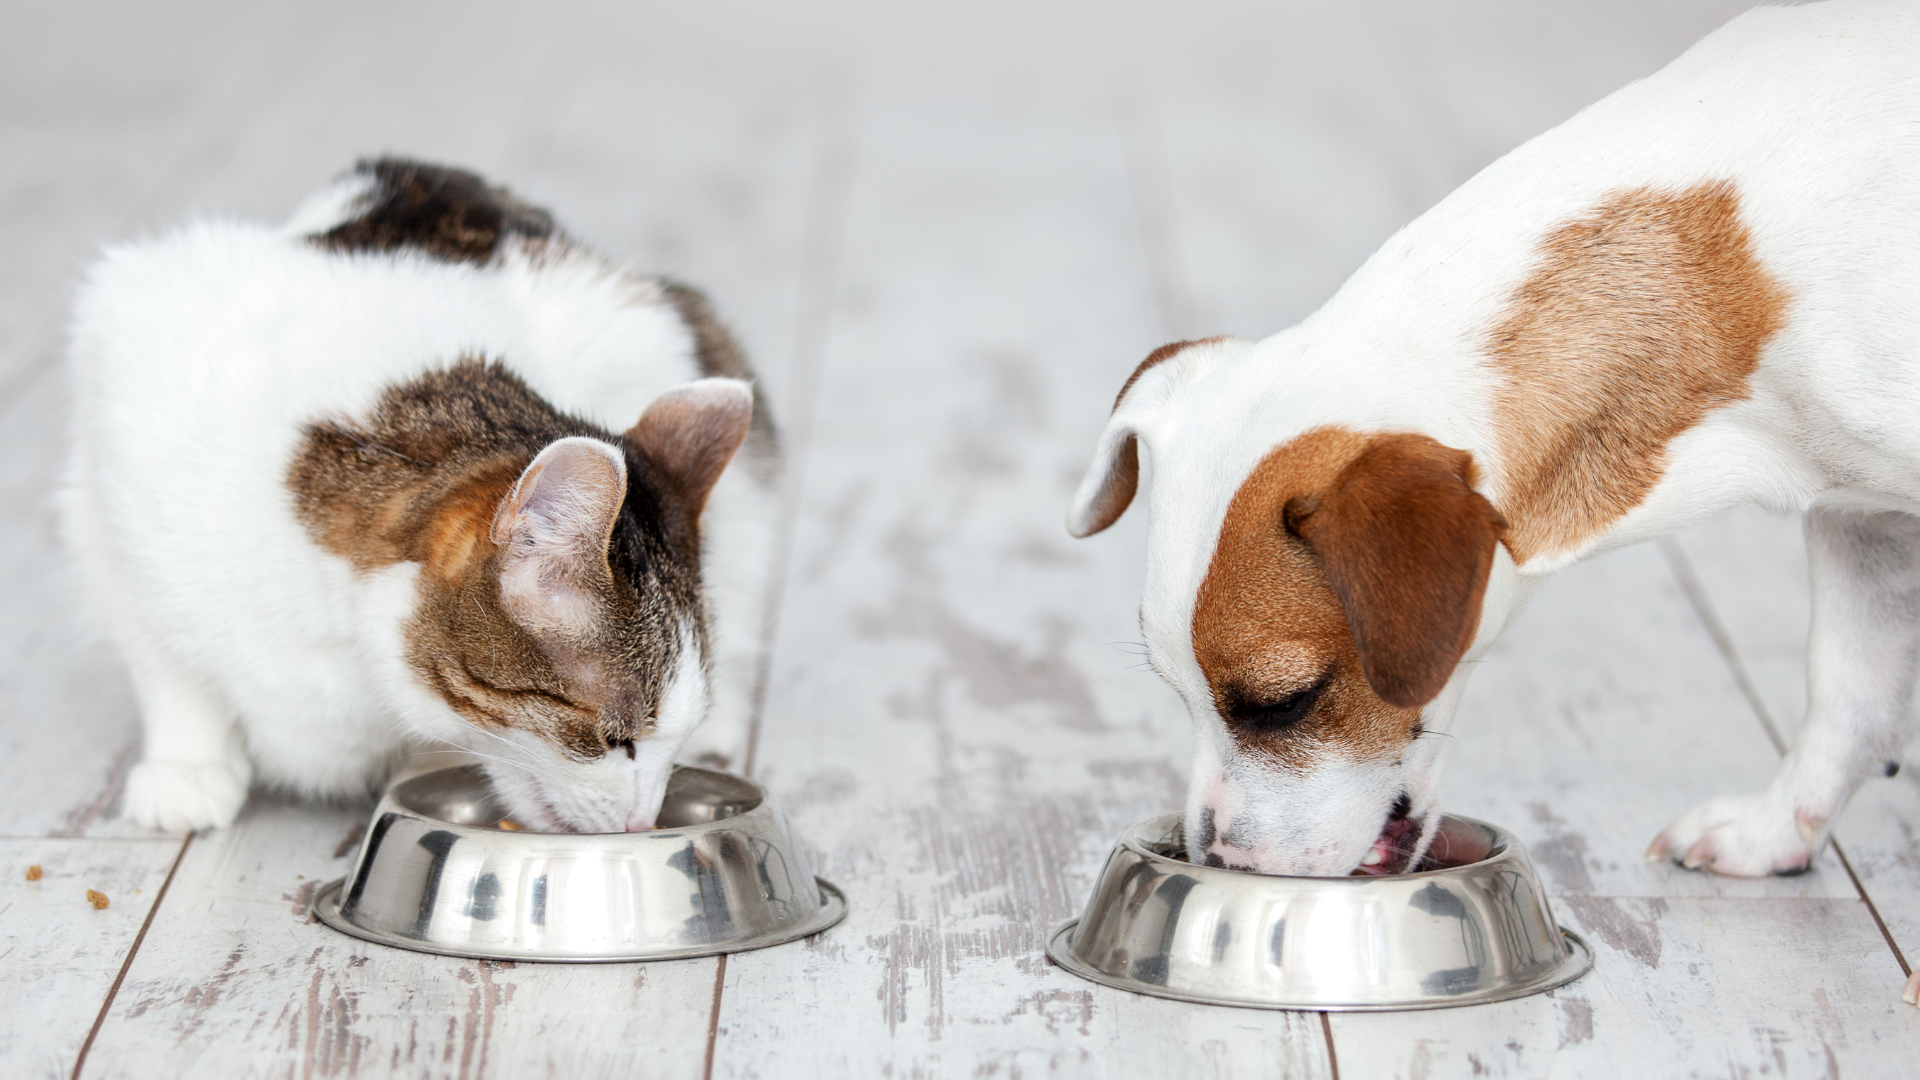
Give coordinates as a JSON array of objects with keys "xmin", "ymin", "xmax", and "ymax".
[{"xmin": 1067, "ymin": 0, "xmax": 1920, "ymax": 1001}]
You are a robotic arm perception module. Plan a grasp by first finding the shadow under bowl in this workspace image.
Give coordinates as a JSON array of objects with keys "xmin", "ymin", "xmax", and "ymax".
[
  {"xmin": 314, "ymin": 764, "xmax": 845, "ymax": 962},
  {"xmin": 1046, "ymin": 814, "xmax": 1591, "ymax": 1011}
]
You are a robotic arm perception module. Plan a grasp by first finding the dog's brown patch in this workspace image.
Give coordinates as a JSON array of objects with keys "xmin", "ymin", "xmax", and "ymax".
[
  {"xmin": 1192, "ymin": 428, "xmax": 1411, "ymax": 764},
  {"xmin": 1287, "ymin": 435, "xmax": 1506, "ymax": 707},
  {"xmin": 1193, "ymin": 427, "xmax": 1506, "ymax": 753},
  {"xmin": 1488, "ymin": 180, "xmax": 1788, "ymax": 563}
]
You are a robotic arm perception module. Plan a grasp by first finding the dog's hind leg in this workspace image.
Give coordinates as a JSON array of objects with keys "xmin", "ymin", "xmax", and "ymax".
[{"xmin": 1651, "ymin": 507, "xmax": 1920, "ymax": 879}]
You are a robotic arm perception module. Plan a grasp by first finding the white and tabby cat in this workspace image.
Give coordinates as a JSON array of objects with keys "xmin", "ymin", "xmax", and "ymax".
[{"xmin": 62, "ymin": 158, "xmax": 778, "ymax": 833}]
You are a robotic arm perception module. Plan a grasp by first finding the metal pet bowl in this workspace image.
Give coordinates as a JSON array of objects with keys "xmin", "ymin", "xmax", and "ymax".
[
  {"xmin": 1047, "ymin": 813, "xmax": 1591, "ymax": 1011},
  {"xmin": 315, "ymin": 763, "xmax": 845, "ymax": 962}
]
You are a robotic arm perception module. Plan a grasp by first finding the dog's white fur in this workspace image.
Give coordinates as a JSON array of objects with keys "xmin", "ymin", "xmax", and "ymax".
[
  {"xmin": 63, "ymin": 183, "xmax": 774, "ymax": 834},
  {"xmin": 1073, "ymin": 0, "xmax": 1920, "ymax": 911}
]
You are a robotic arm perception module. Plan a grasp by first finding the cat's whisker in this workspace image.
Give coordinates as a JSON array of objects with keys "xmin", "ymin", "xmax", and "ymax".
[
  {"xmin": 461, "ymin": 726, "xmax": 603, "ymax": 792},
  {"xmin": 460, "ymin": 735, "xmax": 573, "ymax": 786}
]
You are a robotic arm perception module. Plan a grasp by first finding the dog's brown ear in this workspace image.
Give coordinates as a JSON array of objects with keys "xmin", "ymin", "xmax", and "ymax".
[
  {"xmin": 1288, "ymin": 434, "xmax": 1506, "ymax": 708},
  {"xmin": 1068, "ymin": 337, "xmax": 1245, "ymax": 538}
]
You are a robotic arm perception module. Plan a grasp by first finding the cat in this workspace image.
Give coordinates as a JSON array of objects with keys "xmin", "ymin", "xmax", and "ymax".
[{"xmin": 62, "ymin": 158, "xmax": 778, "ymax": 833}]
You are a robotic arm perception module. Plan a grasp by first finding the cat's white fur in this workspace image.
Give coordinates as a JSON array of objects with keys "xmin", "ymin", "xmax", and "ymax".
[{"xmin": 62, "ymin": 182, "xmax": 775, "ymax": 833}]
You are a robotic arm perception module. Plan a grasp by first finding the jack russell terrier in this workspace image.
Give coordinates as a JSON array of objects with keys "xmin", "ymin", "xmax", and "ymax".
[{"xmin": 1068, "ymin": 0, "xmax": 1920, "ymax": 1001}]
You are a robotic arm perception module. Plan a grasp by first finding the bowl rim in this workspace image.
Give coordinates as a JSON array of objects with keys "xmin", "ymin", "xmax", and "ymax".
[
  {"xmin": 314, "ymin": 877, "xmax": 848, "ymax": 963},
  {"xmin": 1120, "ymin": 811, "xmax": 1519, "ymax": 883},
  {"xmin": 380, "ymin": 762, "xmax": 772, "ymax": 841}
]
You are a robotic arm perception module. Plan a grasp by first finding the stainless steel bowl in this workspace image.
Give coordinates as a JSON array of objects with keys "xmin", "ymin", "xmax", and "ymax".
[
  {"xmin": 314, "ymin": 764, "xmax": 845, "ymax": 962},
  {"xmin": 1047, "ymin": 813, "xmax": 1590, "ymax": 1010}
]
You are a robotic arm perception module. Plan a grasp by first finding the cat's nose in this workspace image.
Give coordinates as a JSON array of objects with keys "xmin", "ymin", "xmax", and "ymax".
[{"xmin": 625, "ymin": 813, "xmax": 655, "ymax": 832}]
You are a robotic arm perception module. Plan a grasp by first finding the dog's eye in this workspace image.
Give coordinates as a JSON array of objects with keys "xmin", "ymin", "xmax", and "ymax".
[{"xmin": 1230, "ymin": 680, "xmax": 1327, "ymax": 732}]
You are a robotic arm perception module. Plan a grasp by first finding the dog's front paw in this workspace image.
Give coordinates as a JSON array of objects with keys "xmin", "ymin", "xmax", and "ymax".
[
  {"xmin": 123, "ymin": 757, "xmax": 251, "ymax": 833},
  {"xmin": 1645, "ymin": 793, "xmax": 1822, "ymax": 877}
]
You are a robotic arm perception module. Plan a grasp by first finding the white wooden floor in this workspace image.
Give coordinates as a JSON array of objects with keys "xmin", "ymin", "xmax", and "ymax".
[{"xmin": 5, "ymin": 1, "xmax": 1919, "ymax": 1076}]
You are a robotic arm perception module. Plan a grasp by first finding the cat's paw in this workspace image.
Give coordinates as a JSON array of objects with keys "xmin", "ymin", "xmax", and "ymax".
[
  {"xmin": 1645, "ymin": 793, "xmax": 1821, "ymax": 877},
  {"xmin": 123, "ymin": 757, "xmax": 251, "ymax": 833}
]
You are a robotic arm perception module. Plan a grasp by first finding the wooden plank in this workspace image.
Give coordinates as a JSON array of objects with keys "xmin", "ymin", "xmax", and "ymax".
[
  {"xmin": 705, "ymin": 44, "xmax": 1332, "ymax": 1074},
  {"xmin": 1669, "ymin": 508, "xmax": 1920, "ymax": 982},
  {"xmin": 0, "ymin": 0, "xmax": 333, "ymax": 409},
  {"xmin": 13, "ymin": 0, "xmax": 1914, "ymax": 1074},
  {"xmin": 509, "ymin": 26, "xmax": 830, "ymax": 414},
  {"xmin": 77, "ymin": 798, "xmax": 719, "ymax": 1079},
  {"xmin": 1353, "ymin": 0, "xmax": 1758, "ymax": 189},
  {"xmin": 1137, "ymin": 2, "xmax": 1466, "ymax": 340},
  {"xmin": 1334, "ymin": 896, "xmax": 1914, "ymax": 1079},
  {"xmin": 0, "ymin": 839, "xmax": 183, "ymax": 1079},
  {"xmin": 1151, "ymin": 0, "xmax": 1756, "ymax": 346},
  {"xmin": 0, "ymin": 370, "xmax": 148, "ymax": 840},
  {"xmin": 176, "ymin": 0, "xmax": 578, "ymax": 225}
]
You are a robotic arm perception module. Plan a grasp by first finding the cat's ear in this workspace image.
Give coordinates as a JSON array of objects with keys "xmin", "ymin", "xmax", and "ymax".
[
  {"xmin": 489, "ymin": 437, "xmax": 627, "ymax": 633},
  {"xmin": 625, "ymin": 378, "xmax": 754, "ymax": 520}
]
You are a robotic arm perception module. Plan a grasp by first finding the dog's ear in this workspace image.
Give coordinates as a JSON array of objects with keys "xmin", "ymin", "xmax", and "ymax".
[
  {"xmin": 1286, "ymin": 434, "xmax": 1507, "ymax": 708},
  {"xmin": 1068, "ymin": 337, "xmax": 1244, "ymax": 538}
]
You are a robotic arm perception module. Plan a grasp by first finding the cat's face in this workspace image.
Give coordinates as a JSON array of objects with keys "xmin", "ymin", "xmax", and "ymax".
[{"xmin": 403, "ymin": 380, "xmax": 754, "ymax": 832}]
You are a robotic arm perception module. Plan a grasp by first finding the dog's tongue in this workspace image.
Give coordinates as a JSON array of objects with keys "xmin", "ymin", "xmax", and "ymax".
[{"xmin": 1355, "ymin": 809, "xmax": 1422, "ymax": 876}]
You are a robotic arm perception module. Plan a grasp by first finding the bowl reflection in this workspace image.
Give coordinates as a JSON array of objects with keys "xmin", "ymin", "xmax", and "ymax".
[
  {"xmin": 314, "ymin": 764, "xmax": 844, "ymax": 962},
  {"xmin": 1047, "ymin": 814, "xmax": 1591, "ymax": 1011}
]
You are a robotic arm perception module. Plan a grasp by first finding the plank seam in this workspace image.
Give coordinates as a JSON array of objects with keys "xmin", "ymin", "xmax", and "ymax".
[
  {"xmin": 743, "ymin": 87, "xmax": 857, "ymax": 780},
  {"xmin": 703, "ymin": 953, "xmax": 729, "ymax": 1080},
  {"xmin": 1657, "ymin": 538, "xmax": 1789, "ymax": 754},
  {"xmin": 70, "ymin": 833, "xmax": 193, "ymax": 1080},
  {"xmin": 1832, "ymin": 840, "xmax": 1913, "ymax": 977},
  {"xmin": 1318, "ymin": 1011, "xmax": 1342, "ymax": 1080}
]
